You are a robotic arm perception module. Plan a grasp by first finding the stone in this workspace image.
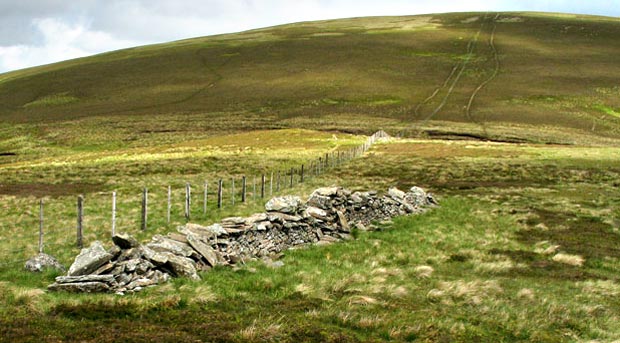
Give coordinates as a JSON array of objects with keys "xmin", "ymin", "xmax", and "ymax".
[
  {"xmin": 186, "ymin": 233, "xmax": 219, "ymax": 267},
  {"xmin": 408, "ymin": 186, "xmax": 429, "ymax": 206},
  {"xmin": 167, "ymin": 232, "xmax": 189, "ymax": 243},
  {"xmin": 306, "ymin": 206, "xmax": 330, "ymax": 221},
  {"xmin": 112, "ymin": 233, "xmax": 139, "ymax": 249},
  {"xmin": 117, "ymin": 247, "xmax": 142, "ymax": 262},
  {"xmin": 141, "ymin": 246, "xmax": 169, "ymax": 265},
  {"xmin": 48, "ymin": 281, "xmax": 111, "ymax": 293},
  {"xmin": 246, "ymin": 213, "xmax": 268, "ymax": 224},
  {"xmin": 55, "ymin": 274, "xmax": 115, "ymax": 284},
  {"xmin": 265, "ymin": 196, "xmax": 302, "ymax": 214},
  {"xmin": 24, "ymin": 253, "xmax": 65, "ymax": 273},
  {"xmin": 307, "ymin": 194, "xmax": 332, "ymax": 210},
  {"xmin": 163, "ymin": 253, "xmax": 200, "ymax": 280},
  {"xmin": 67, "ymin": 241, "xmax": 114, "ymax": 276},
  {"xmin": 125, "ymin": 278, "xmax": 158, "ymax": 290},
  {"xmin": 388, "ymin": 187, "xmax": 406, "ymax": 201},
  {"xmin": 336, "ymin": 211, "xmax": 350, "ymax": 232},
  {"xmin": 181, "ymin": 223, "xmax": 227, "ymax": 237},
  {"xmin": 147, "ymin": 235, "xmax": 195, "ymax": 257},
  {"xmin": 222, "ymin": 217, "xmax": 247, "ymax": 225},
  {"xmin": 311, "ymin": 187, "xmax": 340, "ymax": 197},
  {"xmin": 107, "ymin": 246, "xmax": 122, "ymax": 259},
  {"xmin": 93, "ymin": 262, "xmax": 116, "ymax": 275},
  {"xmin": 268, "ymin": 212, "xmax": 303, "ymax": 223}
]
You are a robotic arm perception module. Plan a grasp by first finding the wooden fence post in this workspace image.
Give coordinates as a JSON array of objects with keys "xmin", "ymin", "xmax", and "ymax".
[
  {"xmin": 232, "ymin": 178, "xmax": 235, "ymax": 205},
  {"xmin": 39, "ymin": 199, "xmax": 44, "ymax": 254},
  {"xmin": 253, "ymin": 176, "xmax": 256, "ymax": 201},
  {"xmin": 241, "ymin": 175, "xmax": 247, "ymax": 202},
  {"xmin": 301, "ymin": 164, "xmax": 305, "ymax": 183},
  {"xmin": 185, "ymin": 183, "xmax": 191, "ymax": 221},
  {"xmin": 277, "ymin": 171, "xmax": 281, "ymax": 192},
  {"xmin": 167, "ymin": 186, "xmax": 171, "ymax": 223},
  {"xmin": 261, "ymin": 174, "xmax": 265, "ymax": 198},
  {"xmin": 77, "ymin": 195, "xmax": 84, "ymax": 248},
  {"xmin": 290, "ymin": 168, "xmax": 294, "ymax": 187},
  {"xmin": 242, "ymin": 176, "xmax": 247, "ymax": 202},
  {"xmin": 112, "ymin": 191, "xmax": 117, "ymax": 236},
  {"xmin": 141, "ymin": 188, "xmax": 148, "ymax": 230},
  {"xmin": 217, "ymin": 179, "xmax": 223, "ymax": 209},
  {"xmin": 270, "ymin": 172, "xmax": 273, "ymax": 196},
  {"xmin": 203, "ymin": 181, "xmax": 208, "ymax": 215}
]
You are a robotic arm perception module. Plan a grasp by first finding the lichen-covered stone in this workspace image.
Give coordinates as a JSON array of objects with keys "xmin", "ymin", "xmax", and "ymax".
[
  {"xmin": 24, "ymin": 253, "xmax": 65, "ymax": 273},
  {"xmin": 67, "ymin": 241, "xmax": 114, "ymax": 276}
]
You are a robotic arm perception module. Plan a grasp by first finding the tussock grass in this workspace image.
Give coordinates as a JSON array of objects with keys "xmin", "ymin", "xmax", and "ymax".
[{"xmin": 552, "ymin": 253, "xmax": 586, "ymax": 267}]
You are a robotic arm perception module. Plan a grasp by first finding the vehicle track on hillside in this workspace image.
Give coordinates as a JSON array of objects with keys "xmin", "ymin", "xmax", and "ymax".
[
  {"xmin": 412, "ymin": 14, "xmax": 488, "ymax": 127},
  {"xmin": 424, "ymin": 17, "xmax": 485, "ymax": 122},
  {"xmin": 465, "ymin": 13, "xmax": 501, "ymax": 125},
  {"xmin": 413, "ymin": 64, "xmax": 459, "ymax": 117},
  {"xmin": 99, "ymin": 49, "xmax": 235, "ymax": 116}
]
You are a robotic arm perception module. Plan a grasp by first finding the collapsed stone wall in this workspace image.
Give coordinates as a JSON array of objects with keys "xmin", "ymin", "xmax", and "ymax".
[{"xmin": 48, "ymin": 186, "xmax": 437, "ymax": 293}]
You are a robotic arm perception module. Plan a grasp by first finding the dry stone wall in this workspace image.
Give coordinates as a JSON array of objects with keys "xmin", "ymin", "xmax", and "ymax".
[{"xmin": 48, "ymin": 186, "xmax": 437, "ymax": 294}]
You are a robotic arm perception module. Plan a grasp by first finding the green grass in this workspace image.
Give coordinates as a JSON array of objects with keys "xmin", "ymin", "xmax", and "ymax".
[
  {"xmin": 23, "ymin": 93, "xmax": 79, "ymax": 108},
  {"xmin": 594, "ymin": 104, "xmax": 620, "ymax": 118}
]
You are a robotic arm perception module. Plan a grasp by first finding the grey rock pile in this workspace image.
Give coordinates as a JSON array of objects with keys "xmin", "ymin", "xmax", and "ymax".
[
  {"xmin": 24, "ymin": 253, "xmax": 66, "ymax": 273},
  {"xmin": 48, "ymin": 186, "xmax": 436, "ymax": 293}
]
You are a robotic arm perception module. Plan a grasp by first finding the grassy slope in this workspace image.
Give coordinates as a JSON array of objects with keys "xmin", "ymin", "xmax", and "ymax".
[{"xmin": 1, "ymin": 12, "xmax": 620, "ymax": 144}]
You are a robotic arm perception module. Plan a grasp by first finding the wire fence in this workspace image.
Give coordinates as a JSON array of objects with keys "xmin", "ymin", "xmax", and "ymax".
[{"xmin": 0, "ymin": 130, "xmax": 390, "ymax": 270}]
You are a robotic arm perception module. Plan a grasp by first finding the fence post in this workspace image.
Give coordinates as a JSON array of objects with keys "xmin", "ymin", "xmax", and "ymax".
[
  {"xmin": 277, "ymin": 171, "xmax": 281, "ymax": 192},
  {"xmin": 185, "ymin": 183, "xmax": 191, "ymax": 221},
  {"xmin": 253, "ymin": 176, "xmax": 256, "ymax": 201},
  {"xmin": 301, "ymin": 164, "xmax": 305, "ymax": 183},
  {"xmin": 167, "ymin": 186, "xmax": 172, "ymax": 223},
  {"xmin": 141, "ymin": 188, "xmax": 148, "ymax": 230},
  {"xmin": 77, "ymin": 195, "xmax": 84, "ymax": 248},
  {"xmin": 232, "ymin": 178, "xmax": 235, "ymax": 205},
  {"xmin": 112, "ymin": 191, "xmax": 117, "ymax": 237},
  {"xmin": 39, "ymin": 199, "xmax": 44, "ymax": 254},
  {"xmin": 242, "ymin": 176, "xmax": 247, "ymax": 203},
  {"xmin": 203, "ymin": 181, "xmax": 208, "ymax": 215},
  {"xmin": 290, "ymin": 168, "xmax": 294, "ymax": 187},
  {"xmin": 217, "ymin": 179, "xmax": 223, "ymax": 209},
  {"xmin": 270, "ymin": 172, "xmax": 274, "ymax": 196},
  {"xmin": 261, "ymin": 174, "xmax": 265, "ymax": 199}
]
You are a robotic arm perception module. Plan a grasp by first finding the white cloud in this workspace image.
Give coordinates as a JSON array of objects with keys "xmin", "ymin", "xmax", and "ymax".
[{"xmin": 0, "ymin": 17, "xmax": 144, "ymax": 72}]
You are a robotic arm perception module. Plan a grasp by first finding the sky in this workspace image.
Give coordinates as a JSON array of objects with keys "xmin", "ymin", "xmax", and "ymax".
[{"xmin": 0, "ymin": 0, "xmax": 618, "ymax": 73}]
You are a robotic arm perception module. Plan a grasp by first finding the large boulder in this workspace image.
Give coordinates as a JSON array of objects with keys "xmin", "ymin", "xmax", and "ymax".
[
  {"xmin": 67, "ymin": 241, "xmax": 114, "ymax": 276},
  {"xmin": 24, "ymin": 253, "xmax": 65, "ymax": 273}
]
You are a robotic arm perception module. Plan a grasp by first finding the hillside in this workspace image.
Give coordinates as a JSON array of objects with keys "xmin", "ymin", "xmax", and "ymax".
[{"xmin": 1, "ymin": 12, "xmax": 620, "ymax": 145}]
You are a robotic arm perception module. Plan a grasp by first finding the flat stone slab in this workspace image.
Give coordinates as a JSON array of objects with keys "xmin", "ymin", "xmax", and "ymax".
[
  {"xmin": 55, "ymin": 274, "xmax": 115, "ymax": 284},
  {"xmin": 67, "ymin": 241, "xmax": 114, "ymax": 276},
  {"xmin": 48, "ymin": 281, "xmax": 111, "ymax": 293}
]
